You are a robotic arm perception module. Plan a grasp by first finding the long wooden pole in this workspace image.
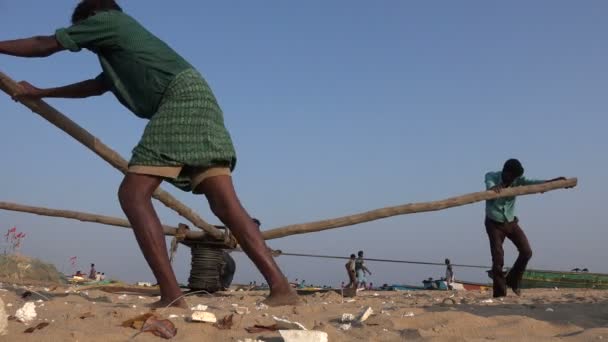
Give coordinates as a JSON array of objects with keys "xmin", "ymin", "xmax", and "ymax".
[
  {"xmin": 0, "ymin": 70, "xmax": 224, "ymax": 240},
  {"xmin": 261, "ymin": 178, "xmax": 577, "ymax": 240},
  {"xmin": 0, "ymin": 201, "xmax": 205, "ymax": 240},
  {"xmin": 1, "ymin": 179, "xmax": 577, "ymax": 242}
]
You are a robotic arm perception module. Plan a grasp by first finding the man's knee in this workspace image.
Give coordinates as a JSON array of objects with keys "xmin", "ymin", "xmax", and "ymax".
[
  {"xmin": 520, "ymin": 247, "xmax": 533, "ymax": 261},
  {"xmin": 208, "ymin": 194, "xmax": 238, "ymax": 223},
  {"xmin": 118, "ymin": 177, "xmax": 151, "ymax": 207}
]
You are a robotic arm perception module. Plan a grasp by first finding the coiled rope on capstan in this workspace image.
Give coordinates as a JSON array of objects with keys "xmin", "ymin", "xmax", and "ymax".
[{"xmin": 188, "ymin": 245, "xmax": 226, "ymax": 293}]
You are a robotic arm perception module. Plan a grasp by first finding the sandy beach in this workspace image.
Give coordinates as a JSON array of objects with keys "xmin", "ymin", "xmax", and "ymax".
[{"xmin": 1, "ymin": 282, "xmax": 607, "ymax": 342}]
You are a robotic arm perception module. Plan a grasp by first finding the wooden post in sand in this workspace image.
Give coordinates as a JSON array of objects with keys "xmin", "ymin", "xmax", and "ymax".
[
  {"xmin": 0, "ymin": 70, "xmax": 226, "ymax": 241},
  {"xmin": 261, "ymin": 178, "xmax": 577, "ymax": 240}
]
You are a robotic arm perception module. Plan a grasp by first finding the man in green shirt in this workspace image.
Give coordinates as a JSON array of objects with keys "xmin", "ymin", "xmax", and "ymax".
[
  {"xmin": 0, "ymin": 0, "xmax": 297, "ymax": 308},
  {"xmin": 485, "ymin": 159, "xmax": 565, "ymax": 297}
]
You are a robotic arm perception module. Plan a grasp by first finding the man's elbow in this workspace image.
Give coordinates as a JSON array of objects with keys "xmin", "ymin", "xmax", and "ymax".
[
  {"xmin": 93, "ymin": 83, "xmax": 110, "ymax": 96},
  {"xmin": 32, "ymin": 36, "xmax": 64, "ymax": 57}
]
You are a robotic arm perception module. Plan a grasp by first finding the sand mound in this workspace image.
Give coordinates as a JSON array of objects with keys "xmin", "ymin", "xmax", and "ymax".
[{"xmin": 0, "ymin": 255, "xmax": 66, "ymax": 285}]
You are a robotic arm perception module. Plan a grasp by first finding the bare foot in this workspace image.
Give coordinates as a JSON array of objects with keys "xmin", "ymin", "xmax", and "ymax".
[
  {"xmin": 262, "ymin": 288, "xmax": 299, "ymax": 307},
  {"xmin": 146, "ymin": 297, "xmax": 188, "ymax": 309}
]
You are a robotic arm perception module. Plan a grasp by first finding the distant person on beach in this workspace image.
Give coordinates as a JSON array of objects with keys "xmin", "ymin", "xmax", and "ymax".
[
  {"xmin": 100, "ymin": 273, "xmax": 106, "ymax": 281},
  {"xmin": 88, "ymin": 264, "xmax": 96, "ymax": 280},
  {"xmin": 345, "ymin": 254, "xmax": 357, "ymax": 288},
  {"xmin": 95, "ymin": 272, "xmax": 102, "ymax": 281},
  {"xmin": 355, "ymin": 251, "xmax": 372, "ymax": 289},
  {"xmin": 0, "ymin": 0, "xmax": 296, "ymax": 308},
  {"xmin": 485, "ymin": 158, "xmax": 566, "ymax": 297},
  {"xmin": 445, "ymin": 258, "xmax": 455, "ymax": 289}
]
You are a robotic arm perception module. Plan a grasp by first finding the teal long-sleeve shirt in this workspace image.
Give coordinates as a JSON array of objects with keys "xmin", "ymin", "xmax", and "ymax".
[{"xmin": 485, "ymin": 171, "xmax": 546, "ymax": 223}]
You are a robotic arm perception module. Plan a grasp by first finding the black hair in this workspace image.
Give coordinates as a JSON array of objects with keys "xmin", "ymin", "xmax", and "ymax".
[
  {"xmin": 503, "ymin": 159, "xmax": 524, "ymax": 178},
  {"xmin": 91, "ymin": 263, "xmax": 95, "ymax": 267},
  {"xmin": 358, "ymin": 251, "xmax": 364, "ymax": 256},
  {"xmin": 350, "ymin": 254, "xmax": 356, "ymax": 259},
  {"xmin": 252, "ymin": 218, "xmax": 261, "ymax": 226},
  {"xmin": 72, "ymin": 0, "xmax": 122, "ymax": 24},
  {"xmin": 445, "ymin": 258, "xmax": 451, "ymax": 265}
]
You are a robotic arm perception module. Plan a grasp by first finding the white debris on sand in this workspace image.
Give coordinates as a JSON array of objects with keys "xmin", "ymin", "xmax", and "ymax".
[
  {"xmin": 354, "ymin": 306, "xmax": 374, "ymax": 324},
  {"xmin": 235, "ymin": 307, "xmax": 250, "ymax": 315},
  {"xmin": 256, "ymin": 303, "xmax": 269, "ymax": 311},
  {"xmin": 16, "ymin": 302, "xmax": 37, "ymax": 323},
  {"xmin": 279, "ymin": 330, "xmax": 329, "ymax": 342},
  {"xmin": 191, "ymin": 304, "xmax": 208, "ymax": 311},
  {"xmin": 403, "ymin": 312, "xmax": 415, "ymax": 317},
  {"xmin": 273, "ymin": 316, "xmax": 308, "ymax": 330},
  {"xmin": 191, "ymin": 311, "xmax": 217, "ymax": 323},
  {"xmin": 0, "ymin": 298, "xmax": 8, "ymax": 336},
  {"xmin": 341, "ymin": 313, "xmax": 355, "ymax": 323},
  {"xmin": 339, "ymin": 323, "xmax": 352, "ymax": 331}
]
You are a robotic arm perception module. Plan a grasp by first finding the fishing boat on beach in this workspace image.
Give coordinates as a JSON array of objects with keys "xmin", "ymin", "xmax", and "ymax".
[
  {"xmin": 521, "ymin": 269, "xmax": 608, "ymax": 289},
  {"xmin": 451, "ymin": 280, "xmax": 491, "ymax": 291}
]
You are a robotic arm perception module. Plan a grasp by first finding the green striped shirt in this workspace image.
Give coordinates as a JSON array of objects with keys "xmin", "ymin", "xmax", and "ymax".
[{"xmin": 55, "ymin": 10, "xmax": 192, "ymax": 118}]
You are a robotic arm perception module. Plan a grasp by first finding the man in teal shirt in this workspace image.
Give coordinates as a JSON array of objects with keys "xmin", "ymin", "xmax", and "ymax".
[{"xmin": 485, "ymin": 159, "xmax": 565, "ymax": 297}]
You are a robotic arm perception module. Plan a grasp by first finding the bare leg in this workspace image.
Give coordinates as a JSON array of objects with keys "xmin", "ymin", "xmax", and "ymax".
[
  {"xmin": 118, "ymin": 173, "xmax": 187, "ymax": 309},
  {"xmin": 196, "ymin": 175, "xmax": 298, "ymax": 306}
]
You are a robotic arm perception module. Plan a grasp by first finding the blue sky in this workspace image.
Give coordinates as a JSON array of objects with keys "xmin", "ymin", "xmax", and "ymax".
[{"xmin": 0, "ymin": 1, "xmax": 606, "ymax": 286}]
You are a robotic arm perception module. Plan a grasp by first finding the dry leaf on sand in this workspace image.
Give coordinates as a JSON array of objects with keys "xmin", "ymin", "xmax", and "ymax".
[
  {"xmin": 213, "ymin": 314, "xmax": 234, "ymax": 330},
  {"xmin": 121, "ymin": 312, "xmax": 155, "ymax": 330},
  {"xmin": 24, "ymin": 322, "xmax": 50, "ymax": 333},
  {"xmin": 140, "ymin": 315, "xmax": 177, "ymax": 339},
  {"xmin": 245, "ymin": 324, "xmax": 279, "ymax": 333}
]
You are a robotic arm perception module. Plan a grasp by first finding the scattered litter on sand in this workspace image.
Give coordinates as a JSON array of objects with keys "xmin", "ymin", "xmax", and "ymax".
[
  {"xmin": 15, "ymin": 302, "xmax": 37, "ymax": 323},
  {"xmin": 191, "ymin": 311, "xmax": 217, "ymax": 323},
  {"xmin": 274, "ymin": 316, "xmax": 308, "ymax": 330},
  {"xmin": 354, "ymin": 306, "xmax": 374, "ymax": 324},
  {"xmin": 279, "ymin": 330, "xmax": 329, "ymax": 342},
  {"xmin": 341, "ymin": 313, "xmax": 355, "ymax": 323},
  {"xmin": 191, "ymin": 304, "xmax": 208, "ymax": 311},
  {"xmin": 0, "ymin": 298, "xmax": 8, "ymax": 336},
  {"xmin": 339, "ymin": 323, "xmax": 351, "ymax": 331},
  {"xmin": 235, "ymin": 307, "xmax": 249, "ymax": 315}
]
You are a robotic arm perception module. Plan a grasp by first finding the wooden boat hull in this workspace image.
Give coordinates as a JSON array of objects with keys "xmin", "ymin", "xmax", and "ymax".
[
  {"xmin": 521, "ymin": 269, "xmax": 608, "ymax": 289},
  {"xmin": 452, "ymin": 280, "xmax": 491, "ymax": 291},
  {"xmin": 390, "ymin": 284, "xmax": 426, "ymax": 291}
]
